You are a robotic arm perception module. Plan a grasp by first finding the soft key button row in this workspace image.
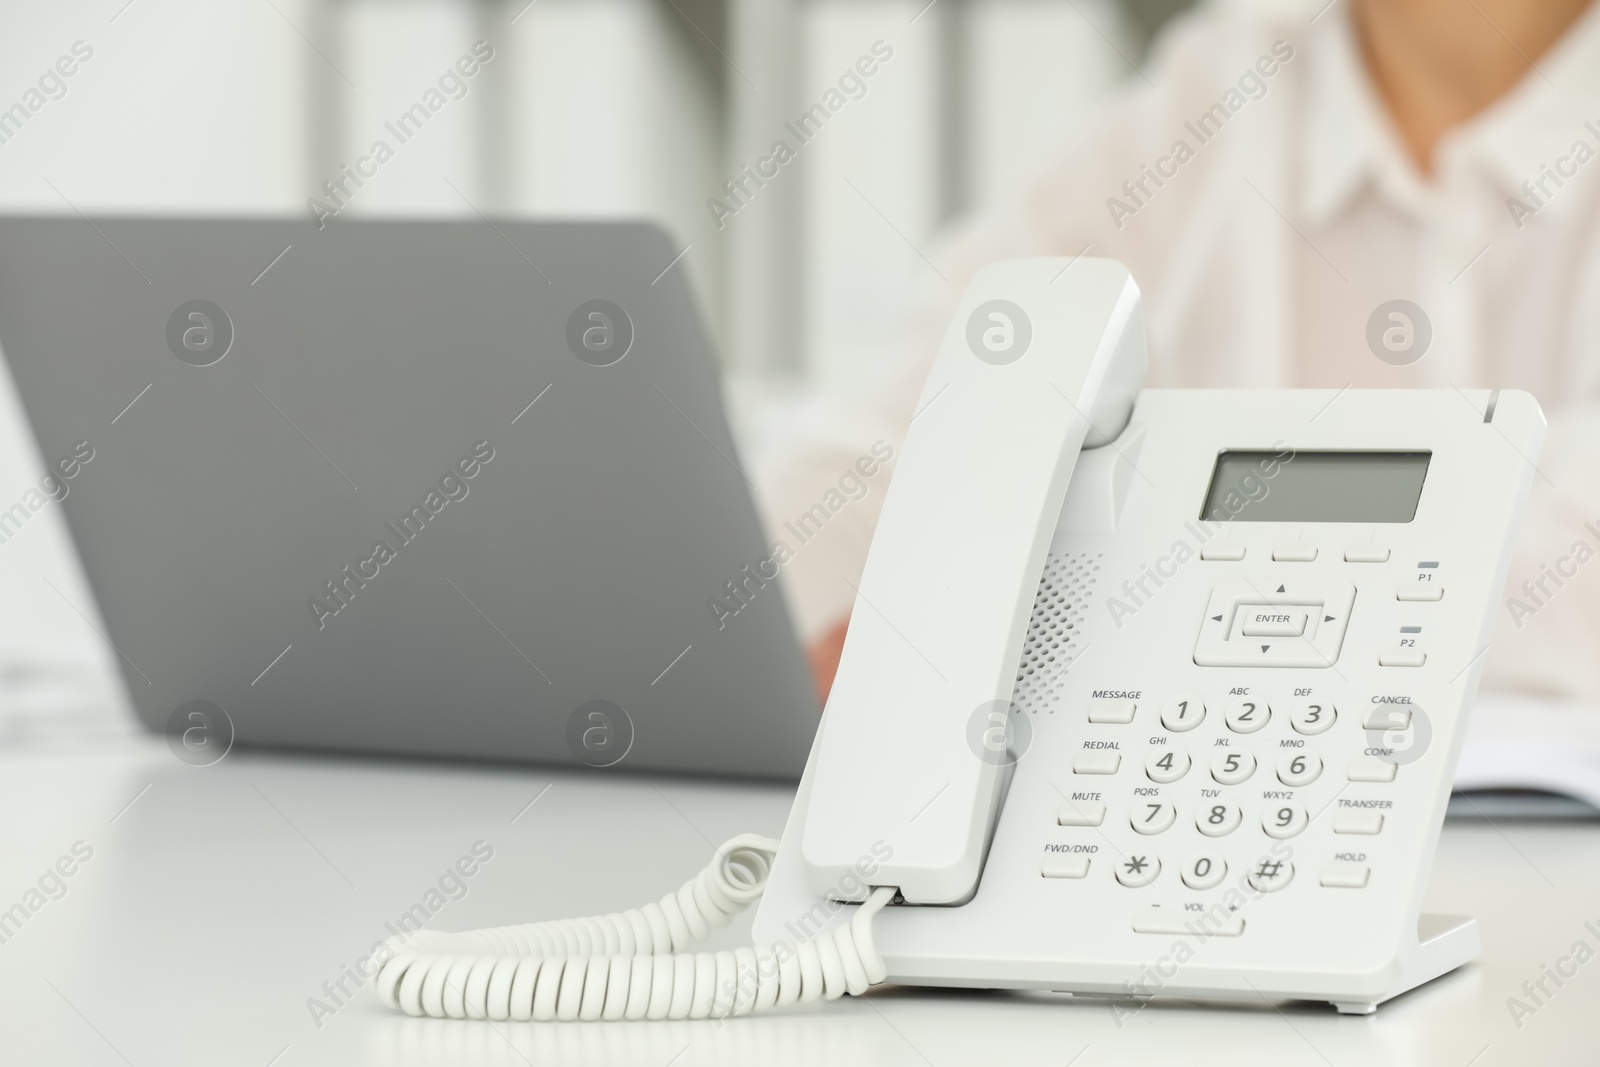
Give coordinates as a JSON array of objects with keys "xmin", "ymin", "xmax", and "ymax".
[{"xmin": 1200, "ymin": 545, "xmax": 1396, "ymax": 564}]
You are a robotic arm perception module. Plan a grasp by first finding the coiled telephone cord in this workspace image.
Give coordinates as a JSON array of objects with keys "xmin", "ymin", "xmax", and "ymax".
[{"xmin": 373, "ymin": 834, "xmax": 894, "ymax": 1021}]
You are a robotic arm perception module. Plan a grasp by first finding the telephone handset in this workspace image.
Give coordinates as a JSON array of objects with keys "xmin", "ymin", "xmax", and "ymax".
[
  {"xmin": 799, "ymin": 258, "xmax": 1146, "ymax": 905},
  {"xmin": 372, "ymin": 259, "xmax": 1543, "ymax": 1021}
]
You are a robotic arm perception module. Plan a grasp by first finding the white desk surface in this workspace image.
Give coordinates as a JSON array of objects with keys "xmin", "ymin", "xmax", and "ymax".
[{"xmin": 2, "ymin": 736, "xmax": 1596, "ymax": 1067}]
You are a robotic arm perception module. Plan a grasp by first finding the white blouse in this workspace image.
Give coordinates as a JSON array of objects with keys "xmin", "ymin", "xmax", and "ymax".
[{"xmin": 753, "ymin": 1, "xmax": 1600, "ymax": 705}]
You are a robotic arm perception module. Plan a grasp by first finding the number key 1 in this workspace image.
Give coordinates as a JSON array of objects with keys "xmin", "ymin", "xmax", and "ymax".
[{"xmin": 1160, "ymin": 694, "xmax": 1206, "ymax": 732}]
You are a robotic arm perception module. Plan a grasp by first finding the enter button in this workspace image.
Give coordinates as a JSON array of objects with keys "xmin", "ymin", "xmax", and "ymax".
[{"xmin": 1241, "ymin": 608, "xmax": 1308, "ymax": 637}]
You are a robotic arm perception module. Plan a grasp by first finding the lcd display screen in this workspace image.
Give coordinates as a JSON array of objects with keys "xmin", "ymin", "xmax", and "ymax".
[{"xmin": 1200, "ymin": 450, "xmax": 1431, "ymax": 523}]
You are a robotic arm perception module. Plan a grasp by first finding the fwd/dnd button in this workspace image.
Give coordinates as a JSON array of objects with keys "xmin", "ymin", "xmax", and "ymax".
[
  {"xmin": 1041, "ymin": 853, "xmax": 1091, "ymax": 879},
  {"xmin": 1241, "ymin": 608, "xmax": 1307, "ymax": 637}
]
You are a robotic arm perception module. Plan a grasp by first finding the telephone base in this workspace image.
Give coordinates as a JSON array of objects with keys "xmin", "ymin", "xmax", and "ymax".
[
  {"xmin": 1368, "ymin": 912, "xmax": 1477, "ymax": 1007},
  {"xmin": 1328, "ymin": 912, "xmax": 1479, "ymax": 1015}
]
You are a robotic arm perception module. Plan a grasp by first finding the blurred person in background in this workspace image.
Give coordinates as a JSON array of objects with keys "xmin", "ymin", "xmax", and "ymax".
[{"xmin": 761, "ymin": 0, "xmax": 1600, "ymax": 704}]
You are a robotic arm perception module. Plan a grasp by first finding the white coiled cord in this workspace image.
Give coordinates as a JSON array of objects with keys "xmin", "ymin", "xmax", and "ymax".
[{"xmin": 373, "ymin": 834, "xmax": 896, "ymax": 1021}]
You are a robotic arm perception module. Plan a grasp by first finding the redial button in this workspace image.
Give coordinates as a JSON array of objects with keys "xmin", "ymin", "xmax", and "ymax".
[{"xmin": 1241, "ymin": 608, "xmax": 1307, "ymax": 637}]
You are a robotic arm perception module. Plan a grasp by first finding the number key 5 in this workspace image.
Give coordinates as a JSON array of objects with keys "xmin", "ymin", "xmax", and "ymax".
[{"xmin": 1211, "ymin": 750, "xmax": 1256, "ymax": 785}]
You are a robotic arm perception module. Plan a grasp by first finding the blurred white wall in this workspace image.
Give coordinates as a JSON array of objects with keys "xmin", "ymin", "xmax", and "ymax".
[
  {"xmin": 797, "ymin": 0, "xmax": 1131, "ymax": 388},
  {"xmin": 0, "ymin": 0, "xmax": 1158, "ymax": 661},
  {"xmin": 0, "ymin": 0, "xmax": 310, "ymax": 658},
  {"xmin": 506, "ymin": 0, "xmax": 725, "ymax": 339}
]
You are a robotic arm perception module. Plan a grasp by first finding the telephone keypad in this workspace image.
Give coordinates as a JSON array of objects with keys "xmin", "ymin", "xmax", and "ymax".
[
  {"xmin": 1060, "ymin": 679, "xmax": 1403, "ymax": 894},
  {"xmin": 1060, "ymin": 681, "xmax": 1404, "ymax": 892}
]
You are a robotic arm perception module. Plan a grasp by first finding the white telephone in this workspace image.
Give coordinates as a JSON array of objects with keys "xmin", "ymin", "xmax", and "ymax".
[{"xmin": 373, "ymin": 259, "xmax": 1544, "ymax": 1021}]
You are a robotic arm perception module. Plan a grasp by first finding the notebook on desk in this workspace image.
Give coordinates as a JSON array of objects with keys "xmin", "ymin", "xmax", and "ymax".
[{"xmin": 1455, "ymin": 692, "xmax": 1600, "ymax": 816}]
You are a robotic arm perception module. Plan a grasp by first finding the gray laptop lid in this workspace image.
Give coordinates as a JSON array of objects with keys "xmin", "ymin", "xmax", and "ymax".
[{"xmin": 0, "ymin": 216, "xmax": 818, "ymax": 778}]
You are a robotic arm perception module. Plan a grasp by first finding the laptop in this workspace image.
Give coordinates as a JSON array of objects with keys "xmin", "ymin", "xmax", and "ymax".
[{"xmin": 0, "ymin": 216, "xmax": 818, "ymax": 778}]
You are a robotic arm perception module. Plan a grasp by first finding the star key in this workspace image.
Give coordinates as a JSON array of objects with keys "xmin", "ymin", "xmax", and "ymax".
[{"xmin": 1115, "ymin": 852, "xmax": 1161, "ymax": 887}]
